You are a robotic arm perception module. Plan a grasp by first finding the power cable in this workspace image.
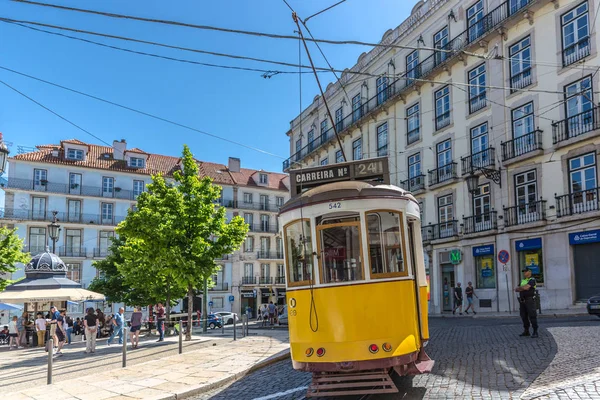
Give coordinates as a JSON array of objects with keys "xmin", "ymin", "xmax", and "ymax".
[{"xmin": 303, "ymin": 0, "xmax": 347, "ymax": 24}]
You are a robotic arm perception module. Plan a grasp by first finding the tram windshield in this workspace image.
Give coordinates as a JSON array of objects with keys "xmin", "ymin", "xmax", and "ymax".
[
  {"xmin": 366, "ymin": 211, "xmax": 407, "ymax": 277},
  {"xmin": 284, "ymin": 219, "xmax": 314, "ymax": 286},
  {"xmin": 317, "ymin": 213, "xmax": 363, "ymax": 284}
]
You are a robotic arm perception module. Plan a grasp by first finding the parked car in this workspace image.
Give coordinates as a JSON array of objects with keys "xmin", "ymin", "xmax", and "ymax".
[
  {"xmin": 213, "ymin": 312, "xmax": 239, "ymax": 325},
  {"xmin": 278, "ymin": 306, "xmax": 288, "ymax": 325},
  {"xmin": 207, "ymin": 313, "xmax": 223, "ymax": 329},
  {"xmin": 587, "ymin": 295, "xmax": 600, "ymax": 318}
]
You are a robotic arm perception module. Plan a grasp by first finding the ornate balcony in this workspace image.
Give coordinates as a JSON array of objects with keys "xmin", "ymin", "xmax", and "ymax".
[
  {"xmin": 428, "ymin": 163, "xmax": 457, "ymax": 186},
  {"xmin": 401, "ymin": 174, "xmax": 426, "ymax": 193},
  {"xmin": 259, "ymin": 277, "xmax": 273, "ymax": 285},
  {"xmin": 562, "ymin": 37, "xmax": 590, "ymax": 67},
  {"xmin": 461, "ymin": 148, "xmax": 496, "ymax": 175},
  {"xmin": 209, "ymin": 283, "xmax": 229, "ymax": 291},
  {"xmin": 58, "ymin": 246, "xmax": 87, "ymax": 258},
  {"xmin": 463, "ymin": 211, "xmax": 497, "ymax": 234},
  {"xmin": 431, "ymin": 221, "xmax": 459, "ymax": 240},
  {"xmin": 555, "ymin": 188, "xmax": 600, "ymax": 217},
  {"xmin": 552, "ymin": 105, "xmax": 600, "ymax": 144},
  {"xmin": 242, "ymin": 276, "xmax": 256, "ymax": 285},
  {"xmin": 503, "ymin": 199, "xmax": 547, "ymax": 227},
  {"xmin": 0, "ymin": 208, "xmax": 125, "ymax": 226},
  {"xmin": 501, "ymin": 130, "xmax": 542, "ymax": 161}
]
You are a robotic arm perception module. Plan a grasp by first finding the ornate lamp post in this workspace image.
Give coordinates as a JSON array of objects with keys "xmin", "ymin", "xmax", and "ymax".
[
  {"xmin": 48, "ymin": 211, "xmax": 61, "ymax": 254},
  {"xmin": 0, "ymin": 133, "xmax": 9, "ymax": 175}
]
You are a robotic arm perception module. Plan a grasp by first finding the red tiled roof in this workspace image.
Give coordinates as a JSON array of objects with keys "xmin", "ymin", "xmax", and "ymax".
[
  {"xmin": 60, "ymin": 139, "xmax": 90, "ymax": 147},
  {"xmin": 125, "ymin": 147, "xmax": 149, "ymax": 155},
  {"xmin": 12, "ymin": 140, "xmax": 288, "ymax": 190}
]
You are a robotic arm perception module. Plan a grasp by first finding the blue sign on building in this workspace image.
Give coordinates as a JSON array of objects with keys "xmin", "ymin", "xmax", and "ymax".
[
  {"xmin": 569, "ymin": 229, "xmax": 600, "ymax": 245},
  {"xmin": 515, "ymin": 238, "xmax": 542, "ymax": 251},
  {"xmin": 228, "ymin": 295, "xmax": 235, "ymax": 302},
  {"xmin": 473, "ymin": 244, "xmax": 494, "ymax": 257},
  {"xmin": 208, "ymin": 301, "xmax": 213, "ymax": 307}
]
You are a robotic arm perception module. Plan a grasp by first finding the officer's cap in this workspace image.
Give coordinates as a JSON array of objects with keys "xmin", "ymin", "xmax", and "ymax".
[{"xmin": 521, "ymin": 267, "xmax": 531, "ymax": 272}]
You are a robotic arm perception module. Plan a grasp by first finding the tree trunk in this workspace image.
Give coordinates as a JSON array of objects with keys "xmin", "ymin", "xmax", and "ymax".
[
  {"xmin": 202, "ymin": 277, "xmax": 208, "ymax": 333},
  {"xmin": 186, "ymin": 284, "xmax": 193, "ymax": 341},
  {"xmin": 166, "ymin": 279, "xmax": 171, "ymax": 324}
]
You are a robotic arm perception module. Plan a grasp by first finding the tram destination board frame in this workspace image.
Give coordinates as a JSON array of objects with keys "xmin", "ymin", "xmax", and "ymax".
[{"xmin": 290, "ymin": 157, "xmax": 390, "ymax": 197}]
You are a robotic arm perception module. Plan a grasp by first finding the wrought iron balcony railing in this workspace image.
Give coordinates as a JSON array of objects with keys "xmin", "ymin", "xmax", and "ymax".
[
  {"xmin": 274, "ymin": 276, "xmax": 286, "ymax": 284},
  {"xmin": 407, "ymin": 128, "xmax": 420, "ymax": 145},
  {"xmin": 0, "ymin": 208, "xmax": 126, "ymax": 226},
  {"xmin": 555, "ymin": 188, "xmax": 600, "ymax": 217},
  {"xmin": 58, "ymin": 246, "xmax": 87, "ymax": 258},
  {"xmin": 209, "ymin": 283, "xmax": 229, "ymax": 291},
  {"xmin": 510, "ymin": 68, "xmax": 532, "ymax": 93},
  {"xmin": 259, "ymin": 277, "xmax": 273, "ymax": 285},
  {"xmin": 428, "ymin": 163, "xmax": 457, "ymax": 186},
  {"xmin": 257, "ymin": 251, "xmax": 284, "ymax": 260},
  {"xmin": 220, "ymin": 199, "xmax": 280, "ymax": 212},
  {"xmin": 2, "ymin": 178, "xmax": 142, "ymax": 200},
  {"xmin": 463, "ymin": 211, "xmax": 497, "ymax": 234},
  {"xmin": 92, "ymin": 248, "xmax": 111, "ymax": 258},
  {"xmin": 552, "ymin": 105, "xmax": 600, "ymax": 144},
  {"xmin": 563, "ymin": 36, "xmax": 590, "ymax": 67},
  {"xmin": 24, "ymin": 245, "xmax": 46, "ymax": 255},
  {"xmin": 248, "ymin": 224, "xmax": 279, "ymax": 234},
  {"xmin": 501, "ymin": 130, "xmax": 542, "ymax": 161},
  {"xmin": 461, "ymin": 148, "xmax": 496, "ymax": 175},
  {"xmin": 242, "ymin": 276, "xmax": 256, "ymax": 285},
  {"xmin": 400, "ymin": 174, "xmax": 425, "ymax": 192},
  {"xmin": 421, "ymin": 226, "xmax": 434, "ymax": 243},
  {"xmin": 431, "ymin": 221, "xmax": 459, "ymax": 240},
  {"xmin": 435, "ymin": 111, "xmax": 451, "ymax": 131},
  {"xmin": 469, "ymin": 92, "xmax": 487, "ymax": 114},
  {"xmin": 503, "ymin": 199, "xmax": 547, "ymax": 227}
]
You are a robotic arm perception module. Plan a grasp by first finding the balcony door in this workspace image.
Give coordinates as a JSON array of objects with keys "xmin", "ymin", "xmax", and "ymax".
[
  {"xmin": 438, "ymin": 194, "xmax": 453, "ymax": 238},
  {"xmin": 515, "ymin": 170, "xmax": 538, "ymax": 224},
  {"xmin": 436, "ymin": 140, "xmax": 452, "ymax": 181},
  {"xmin": 467, "ymin": 0, "xmax": 485, "ymax": 43},
  {"xmin": 260, "ymin": 195, "xmax": 269, "ymax": 211},
  {"xmin": 69, "ymin": 173, "xmax": 82, "ymax": 195},
  {"xmin": 99, "ymin": 231, "xmax": 114, "ymax": 257},
  {"xmin": 65, "ymin": 229, "xmax": 82, "ymax": 256},
  {"xmin": 471, "ymin": 123, "xmax": 489, "ymax": 168},
  {"xmin": 260, "ymin": 237, "xmax": 270, "ymax": 257},
  {"xmin": 31, "ymin": 197, "xmax": 46, "ymax": 221},
  {"xmin": 33, "ymin": 169, "xmax": 47, "ymax": 191},
  {"xmin": 569, "ymin": 153, "xmax": 597, "ymax": 213},
  {"xmin": 67, "ymin": 199, "xmax": 81, "ymax": 223},
  {"xmin": 565, "ymin": 77, "xmax": 593, "ymax": 136},
  {"xmin": 473, "ymin": 184, "xmax": 491, "ymax": 230},
  {"xmin": 260, "ymin": 214, "xmax": 269, "ymax": 232}
]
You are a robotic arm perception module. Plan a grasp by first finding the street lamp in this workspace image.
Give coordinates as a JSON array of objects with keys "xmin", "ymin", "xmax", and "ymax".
[
  {"xmin": 48, "ymin": 211, "xmax": 61, "ymax": 254},
  {"xmin": 0, "ymin": 133, "xmax": 9, "ymax": 175},
  {"xmin": 465, "ymin": 172, "xmax": 480, "ymax": 194}
]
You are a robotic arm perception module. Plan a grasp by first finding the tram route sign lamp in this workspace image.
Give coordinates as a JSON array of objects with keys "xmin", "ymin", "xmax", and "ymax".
[
  {"xmin": 48, "ymin": 211, "xmax": 61, "ymax": 254},
  {"xmin": 0, "ymin": 133, "xmax": 9, "ymax": 175}
]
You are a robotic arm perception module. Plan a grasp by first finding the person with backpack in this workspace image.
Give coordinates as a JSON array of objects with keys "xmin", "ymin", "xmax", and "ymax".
[{"xmin": 464, "ymin": 282, "xmax": 478, "ymax": 315}]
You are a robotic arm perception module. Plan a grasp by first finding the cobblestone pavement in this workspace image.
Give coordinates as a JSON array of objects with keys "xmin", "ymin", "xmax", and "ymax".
[{"xmin": 195, "ymin": 315, "xmax": 600, "ymax": 400}]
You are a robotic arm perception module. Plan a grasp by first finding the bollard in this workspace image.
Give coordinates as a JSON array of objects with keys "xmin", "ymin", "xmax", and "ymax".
[
  {"xmin": 246, "ymin": 314, "xmax": 249, "ymax": 336},
  {"xmin": 221, "ymin": 318, "xmax": 225, "ymax": 335},
  {"xmin": 178, "ymin": 319, "xmax": 183, "ymax": 354},
  {"xmin": 122, "ymin": 327, "xmax": 127, "ymax": 368},
  {"xmin": 233, "ymin": 315, "xmax": 237, "ymax": 341},
  {"xmin": 47, "ymin": 338, "xmax": 53, "ymax": 385},
  {"xmin": 242, "ymin": 314, "xmax": 247, "ymax": 337}
]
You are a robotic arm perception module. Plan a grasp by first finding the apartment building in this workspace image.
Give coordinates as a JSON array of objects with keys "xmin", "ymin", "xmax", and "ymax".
[
  {"xmin": 283, "ymin": 0, "xmax": 600, "ymax": 313},
  {"xmin": 0, "ymin": 139, "xmax": 289, "ymax": 316}
]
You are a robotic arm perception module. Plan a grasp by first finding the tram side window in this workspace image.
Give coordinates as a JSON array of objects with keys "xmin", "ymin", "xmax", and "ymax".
[
  {"xmin": 284, "ymin": 220, "xmax": 313, "ymax": 285},
  {"xmin": 366, "ymin": 211, "xmax": 407, "ymax": 277},
  {"xmin": 318, "ymin": 220, "xmax": 364, "ymax": 284}
]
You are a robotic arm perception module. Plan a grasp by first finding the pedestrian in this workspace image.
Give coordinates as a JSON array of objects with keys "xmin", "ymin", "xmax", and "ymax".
[
  {"xmin": 129, "ymin": 306, "xmax": 143, "ymax": 349},
  {"xmin": 35, "ymin": 312, "xmax": 46, "ymax": 347},
  {"xmin": 66, "ymin": 314, "xmax": 73, "ymax": 344},
  {"xmin": 8, "ymin": 316, "xmax": 19, "ymax": 349},
  {"xmin": 95, "ymin": 309, "xmax": 105, "ymax": 338},
  {"xmin": 108, "ymin": 307, "xmax": 125, "ymax": 346},
  {"xmin": 84, "ymin": 308, "xmax": 98, "ymax": 353},
  {"xmin": 49, "ymin": 305, "xmax": 60, "ymax": 348},
  {"xmin": 452, "ymin": 282, "xmax": 463, "ymax": 315},
  {"xmin": 155, "ymin": 303, "xmax": 165, "ymax": 342},
  {"xmin": 464, "ymin": 282, "xmax": 478, "ymax": 315},
  {"xmin": 261, "ymin": 305, "xmax": 268, "ymax": 327},
  {"xmin": 74, "ymin": 317, "xmax": 81, "ymax": 336},
  {"xmin": 515, "ymin": 267, "xmax": 539, "ymax": 338},
  {"xmin": 16, "ymin": 312, "xmax": 29, "ymax": 347},
  {"xmin": 268, "ymin": 301, "xmax": 276, "ymax": 327},
  {"xmin": 54, "ymin": 310, "xmax": 67, "ymax": 355}
]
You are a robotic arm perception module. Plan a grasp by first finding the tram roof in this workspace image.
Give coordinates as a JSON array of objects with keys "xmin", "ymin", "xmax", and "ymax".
[{"xmin": 279, "ymin": 181, "xmax": 417, "ymax": 214}]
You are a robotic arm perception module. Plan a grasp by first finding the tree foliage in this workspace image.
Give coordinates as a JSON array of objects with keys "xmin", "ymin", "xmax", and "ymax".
[
  {"xmin": 0, "ymin": 226, "xmax": 29, "ymax": 291},
  {"xmin": 117, "ymin": 145, "xmax": 248, "ymax": 339}
]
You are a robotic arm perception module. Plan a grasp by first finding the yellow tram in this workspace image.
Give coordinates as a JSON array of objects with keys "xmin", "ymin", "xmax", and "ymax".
[{"xmin": 279, "ymin": 158, "xmax": 433, "ymax": 397}]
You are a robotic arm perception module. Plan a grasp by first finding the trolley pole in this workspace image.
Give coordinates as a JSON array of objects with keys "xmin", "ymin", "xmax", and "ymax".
[{"xmin": 47, "ymin": 338, "xmax": 53, "ymax": 385}]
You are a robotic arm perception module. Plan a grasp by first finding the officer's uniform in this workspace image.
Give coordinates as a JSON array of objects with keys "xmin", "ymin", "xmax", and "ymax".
[{"xmin": 518, "ymin": 269, "xmax": 538, "ymax": 338}]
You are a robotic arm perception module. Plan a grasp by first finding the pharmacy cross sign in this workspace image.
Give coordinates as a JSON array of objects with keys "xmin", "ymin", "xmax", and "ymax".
[{"xmin": 449, "ymin": 249, "xmax": 462, "ymax": 265}]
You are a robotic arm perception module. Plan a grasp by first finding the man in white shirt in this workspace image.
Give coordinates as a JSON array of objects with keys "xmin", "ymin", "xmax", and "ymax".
[{"xmin": 35, "ymin": 312, "xmax": 47, "ymax": 347}]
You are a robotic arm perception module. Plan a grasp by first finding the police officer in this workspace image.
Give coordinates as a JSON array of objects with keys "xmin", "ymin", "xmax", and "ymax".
[{"xmin": 515, "ymin": 267, "xmax": 538, "ymax": 338}]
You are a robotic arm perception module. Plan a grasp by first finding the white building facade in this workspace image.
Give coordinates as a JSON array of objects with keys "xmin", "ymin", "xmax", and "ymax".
[
  {"xmin": 284, "ymin": 0, "xmax": 600, "ymax": 313},
  {"xmin": 0, "ymin": 139, "xmax": 289, "ymax": 317}
]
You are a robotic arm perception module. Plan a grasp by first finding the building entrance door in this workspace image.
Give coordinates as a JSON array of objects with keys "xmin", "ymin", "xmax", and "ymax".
[
  {"xmin": 573, "ymin": 242, "xmax": 600, "ymax": 301},
  {"xmin": 442, "ymin": 264, "xmax": 455, "ymax": 312}
]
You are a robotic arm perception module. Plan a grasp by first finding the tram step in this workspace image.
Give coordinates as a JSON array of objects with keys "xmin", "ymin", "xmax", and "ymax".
[{"xmin": 306, "ymin": 369, "xmax": 398, "ymax": 397}]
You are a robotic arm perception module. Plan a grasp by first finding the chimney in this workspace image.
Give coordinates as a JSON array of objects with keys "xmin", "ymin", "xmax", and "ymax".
[
  {"xmin": 228, "ymin": 157, "xmax": 240, "ymax": 173},
  {"xmin": 113, "ymin": 139, "xmax": 127, "ymax": 160}
]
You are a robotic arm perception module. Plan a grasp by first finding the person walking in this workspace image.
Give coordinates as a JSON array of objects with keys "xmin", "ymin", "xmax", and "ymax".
[
  {"xmin": 452, "ymin": 282, "xmax": 463, "ymax": 315},
  {"xmin": 261, "ymin": 304, "xmax": 268, "ymax": 327},
  {"xmin": 155, "ymin": 303, "xmax": 165, "ymax": 342},
  {"xmin": 35, "ymin": 312, "xmax": 46, "ymax": 347},
  {"xmin": 65, "ymin": 314, "xmax": 73, "ymax": 344},
  {"xmin": 54, "ymin": 310, "xmax": 67, "ymax": 355},
  {"xmin": 129, "ymin": 307, "xmax": 143, "ymax": 349},
  {"xmin": 464, "ymin": 282, "xmax": 478, "ymax": 315},
  {"xmin": 95, "ymin": 309, "xmax": 105, "ymax": 338},
  {"xmin": 84, "ymin": 308, "xmax": 98, "ymax": 353},
  {"xmin": 16, "ymin": 312, "xmax": 29, "ymax": 347},
  {"xmin": 515, "ymin": 267, "xmax": 539, "ymax": 338},
  {"xmin": 8, "ymin": 316, "xmax": 19, "ymax": 349},
  {"xmin": 107, "ymin": 307, "xmax": 125, "ymax": 346},
  {"xmin": 268, "ymin": 301, "xmax": 276, "ymax": 327}
]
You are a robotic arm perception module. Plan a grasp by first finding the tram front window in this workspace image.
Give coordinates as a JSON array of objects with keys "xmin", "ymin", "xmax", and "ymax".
[
  {"xmin": 367, "ymin": 211, "xmax": 407, "ymax": 277},
  {"xmin": 317, "ymin": 221, "xmax": 363, "ymax": 283},
  {"xmin": 284, "ymin": 219, "xmax": 313, "ymax": 286}
]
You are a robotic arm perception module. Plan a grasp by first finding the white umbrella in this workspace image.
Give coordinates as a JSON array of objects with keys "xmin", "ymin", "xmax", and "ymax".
[{"xmin": 0, "ymin": 302, "xmax": 23, "ymax": 311}]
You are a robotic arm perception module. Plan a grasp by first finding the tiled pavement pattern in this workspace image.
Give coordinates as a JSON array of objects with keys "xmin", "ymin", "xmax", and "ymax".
[{"xmin": 197, "ymin": 315, "xmax": 600, "ymax": 400}]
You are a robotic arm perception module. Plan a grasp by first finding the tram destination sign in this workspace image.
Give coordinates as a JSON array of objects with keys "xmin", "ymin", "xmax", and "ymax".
[{"xmin": 290, "ymin": 157, "xmax": 389, "ymax": 196}]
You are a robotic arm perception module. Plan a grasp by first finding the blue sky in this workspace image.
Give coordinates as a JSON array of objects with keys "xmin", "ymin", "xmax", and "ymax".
[{"xmin": 0, "ymin": 0, "xmax": 412, "ymax": 173}]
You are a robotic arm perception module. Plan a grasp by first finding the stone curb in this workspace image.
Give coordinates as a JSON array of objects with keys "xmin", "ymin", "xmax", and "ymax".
[{"xmin": 430, "ymin": 312, "xmax": 590, "ymax": 319}]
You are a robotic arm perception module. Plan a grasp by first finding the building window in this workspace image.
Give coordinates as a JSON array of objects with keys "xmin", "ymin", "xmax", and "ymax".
[
  {"xmin": 102, "ymin": 177, "xmax": 114, "ymax": 197},
  {"xmin": 471, "ymin": 122, "xmax": 489, "ymax": 168},
  {"xmin": 467, "ymin": 0, "xmax": 485, "ymax": 43},
  {"xmin": 376, "ymin": 76, "xmax": 388, "ymax": 105},
  {"xmin": 406, "ymin": 50, "xmax": 419, "ymax": 82},
  {"xmin": 512, "ymin": 102, "xmax": 535, "ymax": 142},
  {"xmin": 321, "ymin": 157, "xmax": 328, "ymax": 166},
  {"xmin": 516, "ymin": 238, "xmax": 544, "ymax": 283},
  {"xmin": 514, "ymin": 170, "xmax": 538, "ymax": 222},
  {"xmin": 475, "ymin": 249, "xmax": 495, "ymax": 289},
  {"xmin": 434, "ymin": 26, "xmax": 449, "ymax": 65},
  {"xmin": 564, "ymin": 76, "xmax": 593, "ymax": 135},
  {"xmin": 436, "ymin": 139, "xmax": 452, "ymax": 169},
  {"xmin": 408, "ymin": 153, "xmax": 421, "ymax": 180},
  {"xmin": 243, "ymin": 193, "xmax": 253, "ymax": 204},
  {"xmin": 66, "ymin": 263, "xmax": 82, "ymax": 283},
  {"xmin": 261, "ymin": 264, "xmax": 270, "ymax": 278},
  {"xmin": 509, "ymin": 0, "xmax": 530, "ymax": 14},
  {"xmin": 244, "ymin": 236, "xmax": 254, "ymax": 252},
  {"xmin": 243, "ymin": 213, "xmax": 253, "ymax": 226},
  {"xmin": 276, "ymin": 237, "xmax": 283, "ymax": 255},
  {"xmin": 569, "ymin": 153, "xmax": 597, "ymax": 194},
  {"xmin": 473, "ymin": 184, "xmax": 491, "ymax": 225},
  {"xmin": 28, "ymin": 227, "xmax": 46, "ymax": 254},
  {"xmin": 259, "ymin": 194, "xmax": 269, "ymax": 210},
  {"xmin": 244, "ymin": 263, "xmax": 254, "ymax": 278},
  {"xmin": 284, "ymin": 219, "xmax": 313, "ymax": 285},
  {"xmin": 438, "ymin": 194, "xmax": 454, "ymax": 237},
  {"xmin": 260, "ymin": 214, "xmax": 269, "ymax": 231},
  {"xmin": 335, "ymin": 106, "xmax": 344, "ymax": 132},
  {"xmin": 65, "ymin": 229, "xmax": 82, "ymax": 254},
  {"xmin": 352, "ymin": 93, "xmax": 362, "ymax": 122},
  {"xmin": 69, "ymin": 173, "xmax": 82, "ymax": 193},
  {"xmin": 67, "ymin": 149, "xmax": 84, "ymax": 160},
  {"xmin": 366, "ymin": 211, "xmax": 407, "ymax": 277},
  {"xmin": 129, "ymin": 157, "xmax": 145, "ymax": 168},
  {"xmin": 33, "ymin": 168, "xmax": 47, "ymax": 187},
  {"xmin": 435, "ymin": 86, "xmax": 451, "ymax": 130},
  {"xmin": 212, "ymin": 297, "xmax": 224, "ymax": 309},
  {"xmin": 276, "ymin": 197, "xmax": 284, "ymax": 207},
  {"xmin": 509, "ymin": 36, "xmax": 531, "ymax": 91},
  {"xmin": 468, "ymin": 64, "xmax": 486, "ymax": 113},
  {"xmin": 352, "ymin": 138, "xmax": 362, "ymax": 160},
  {"xmin": 335, "ymin": 150, "xmax": 344, "ymax": 163},
  {"xmin": 561, "ymin": 2, "xmax": 590, "ymax": 67},
  {"xmin": 99, "ymin": 231, "xmax": 114, "ymax": 256},
  {"xmin": 277, "ymin": 264, "xmax": 285, "ymax": 278},
  {"xmin": 376, "ymin": 122, "xmax": 388, "ymax": 157},
  {"xmin": 31, "ymin": 197, "xmax": 47, "ymax": 220},
  {"xmin": 307, "ymin": 129, "xmax": 315, "ymax": 152},
  {"xmin": 295, "ymin": 138, "xmax": 302, "ymax": 161},
  {"xmin": 321, "ymin": 119, "xmax": 328, "ymax": 144},
  {"xmin": 67, "ymin": 199, "xmax": 81, "ymax": 223},
  {"xmin": 133, "ymin": 180, "xmax": 145, "ymax": 198},
  {"xmin": 259, "ymin": 173, "xmax": 268, "ymax": 184},
  {"xmin": 406, "ymin": 103, "xmax": 420, "ymax": 145},
  {"xmin": 260, "ymin": 236, "xmax": 270, "ymax": 254},
  {"xmin": 101, "ymin": 203, "xmax": 114, "ymax": 224}
]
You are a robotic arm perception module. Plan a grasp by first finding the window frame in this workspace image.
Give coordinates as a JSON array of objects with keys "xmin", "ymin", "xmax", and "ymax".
[
  {"xmin": 352, "ymin": 137, "xmax": 362, "ymax": 160},
  {"xmin": 259, "ymin": 173, "xmax": 268, "ymax": 184},
  {"xmin": 133, "ymin": 180, "xmax": 145, "ymax": 197},
  {"xmin": 511, "ymin": 102, "xmax": 535, "ymax": 139},
  {"xmin": 408, "ymin": 153, "xmax": 421, "ymax": 179},
  {"xmin": 335, "ymin": 150, "xmax": 344, "ymax": 163},
  {"xmin": 560, "ymin": 1, "xmax": 590, "ymax": 67},
  {"xmin": 321, "ymin": 119, "xmax": 328, "ymax": 144},
  {"xmin": 283, "ymin": 218, "xmax": 314, "ymax": 287},
  {"xmin": 568, "ymin": 152, "xmax": 597, "ymax": 193},
  {"xmin": 406, "ymin": 50, "xmax": 419, "ymax": 81},
  {"xmin": 320, "ymin": 157, "xmax": 328, "ymax": 166},
  {"xmin": 67, "ymin": 148, "xmax": 84, "ymax": 160},
  {"xmin": 468, "ymin": 63, "xmax": 487, "ymax": 114},
  {"xmin": 434, "ymin": 86, "xmax": 451, "ymax": 130},
  {"xmin": 433, "ymin": 26, "xmax": 449, "ymax": 65},
  {"xmin": 376, "ymin": 76, "xmax": 389, "ymax": 105},
  {"xmin": 28, "ymin": 227, "xmax": 46, "ymax": 254},
  {"xmin": 376, "ymin": 122, "xmax": 388, "ymax": 157},
  {"xmin": 366, "ymin": 209, "xmax": 409, "ymax": 279},
  {"xmin": 129, "ymin": 157, "xmax": 145, "ymax": 168},
  {"xmin": 335, "ymin": 106, "xmax": 344, "ymax": 132},
  {"xmin": 352, "ymin": 93, "xmax": 362, "ymax": 122},
  {"xmin": 509, "ymin": 36, "xmax": 532, "ymax": 92},
  {"xmin": 316, "ymin": 219, "xmax": 366, "ymax": 285}
]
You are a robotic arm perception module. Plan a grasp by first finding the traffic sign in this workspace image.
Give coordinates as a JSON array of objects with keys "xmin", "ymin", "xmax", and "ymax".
[
  {"xmin": 208, "ymin": 301, "xmax": 213, "ymax": 307},
  {"xmin": 228, "ymin": 295, "xmax": 234, "ymax": 302},
  {"xmin": 498, "ymin": 250, "xmax": 510, "ymax": 264},
  {"xmin": 449, "ymin": 249, "xmax": 462, "ymax": 265}
]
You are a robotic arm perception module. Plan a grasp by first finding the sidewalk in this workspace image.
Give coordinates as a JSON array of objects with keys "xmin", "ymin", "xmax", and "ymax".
[
  {"xmin": 4, "ymin": 327, "xmax": 290, "ymax": 400},
  {"xmin": 430, "ymin": 306, "xmax": 590, "ymax": 318}
]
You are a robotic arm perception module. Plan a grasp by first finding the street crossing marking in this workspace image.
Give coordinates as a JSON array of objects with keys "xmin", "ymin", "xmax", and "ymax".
[{"xmin": 251, "ymin": 386, "xmax": 308, "ymax": 400}]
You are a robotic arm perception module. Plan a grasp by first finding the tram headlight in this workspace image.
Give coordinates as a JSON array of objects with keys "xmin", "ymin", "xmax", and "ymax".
[
  {"xmin": 305, "ymin": 348, "xmax": 314, "ymax": 357},
  {"xmin": 316, "ymin": 347, "xmax": 326, "ymax": 357},
  {"xmin": 369, "ymin": 344, "xmax": 379, "ymax": 354},
  {"xmin": 382, "ymin": 343, "xmax": 392, "ymax": 352}
]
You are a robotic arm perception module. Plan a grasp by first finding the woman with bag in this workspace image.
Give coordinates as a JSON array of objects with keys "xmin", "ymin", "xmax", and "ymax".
[{"xmin": 83, "ymin": 308, "xmax": 99, "ymax": 354}]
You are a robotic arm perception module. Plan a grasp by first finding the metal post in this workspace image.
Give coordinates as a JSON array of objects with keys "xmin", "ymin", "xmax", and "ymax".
[
  {"xmin": 245, "ymin": 314, "xmax": 249, "ymax": 336},
  {"xmin": 122, "ymin": 327, "xmax": 127, "ymax": 368},
  {"xmin": 233, "ymin": 314, "xmax": 237, "ymax": 341},
  {"xmin": 178, "ymin": 319, "xmax": 183, "ymax": 354},
  {"xmin": 221, "ymin": 318, "xmax": 225, "ymax": 335},
  {"xmin": 47, "ymin": 338, "xmax": 53, "ymax": 385},
  {"xmin": 505, "ymin": 269, "xmax": 512, "ymax": 315}
]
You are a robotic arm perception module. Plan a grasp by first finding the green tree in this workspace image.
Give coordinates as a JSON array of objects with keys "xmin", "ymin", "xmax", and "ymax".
[
  {"xmin": 0, "ymin": 227, "xmax": 29, "ymax": 291},
  {"xmin": 118, "ymin": 145, "xmax": 248, "ymax": 339}
]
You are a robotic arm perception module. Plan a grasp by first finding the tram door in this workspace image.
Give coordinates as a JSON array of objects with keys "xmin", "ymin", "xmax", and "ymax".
[{"xmin": 442, "ymin": 265, "xmax": 455, "ymax": 312}]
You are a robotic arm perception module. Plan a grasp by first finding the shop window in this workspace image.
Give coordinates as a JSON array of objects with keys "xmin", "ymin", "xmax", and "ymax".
[
  {"xmin": 366, "ymin": 210, "xmax": 407, "ymax": 277},
  {"xmin": 516, "ymin": 238, "xmax": 544, "ymax": 284},
  {"xmin": 473, "ymin": 245, "xmax": 495, "ymax": 289},
  {"xmin": 283, "ymin": 219, "xmax": 313, "ymax": 286}
]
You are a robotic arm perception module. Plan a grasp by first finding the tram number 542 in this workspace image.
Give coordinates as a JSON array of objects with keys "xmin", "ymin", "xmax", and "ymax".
[{"xmin": 328, "ymin": 202, "xmax": 342, "ymax": 209}]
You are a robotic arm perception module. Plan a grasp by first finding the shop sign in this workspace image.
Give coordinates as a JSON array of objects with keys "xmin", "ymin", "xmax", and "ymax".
[
  {"xmin": 228, "ymin": 295, "xmax": 235, "ymax": 302},
  {"xmin": 569, "ymin": 229, "xmax": 600, "ymax": 245},
  {"xmin": 473, "ymin": 244, "xmax": 494, "ymax": 257},
  {"xmin": 241, "ymin": 291, "xmax": 255, "ymax": 298},
  {"xmin": 515, "ymin": 238, "xmax": 542, "ymax": 251},
  {"xmin": 449, "ymin": 249, "xmax": 462, "ymax": 265},
  {"xmin": 277, "ymin": 291, "xmax": 286, "ymax": 299}
]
